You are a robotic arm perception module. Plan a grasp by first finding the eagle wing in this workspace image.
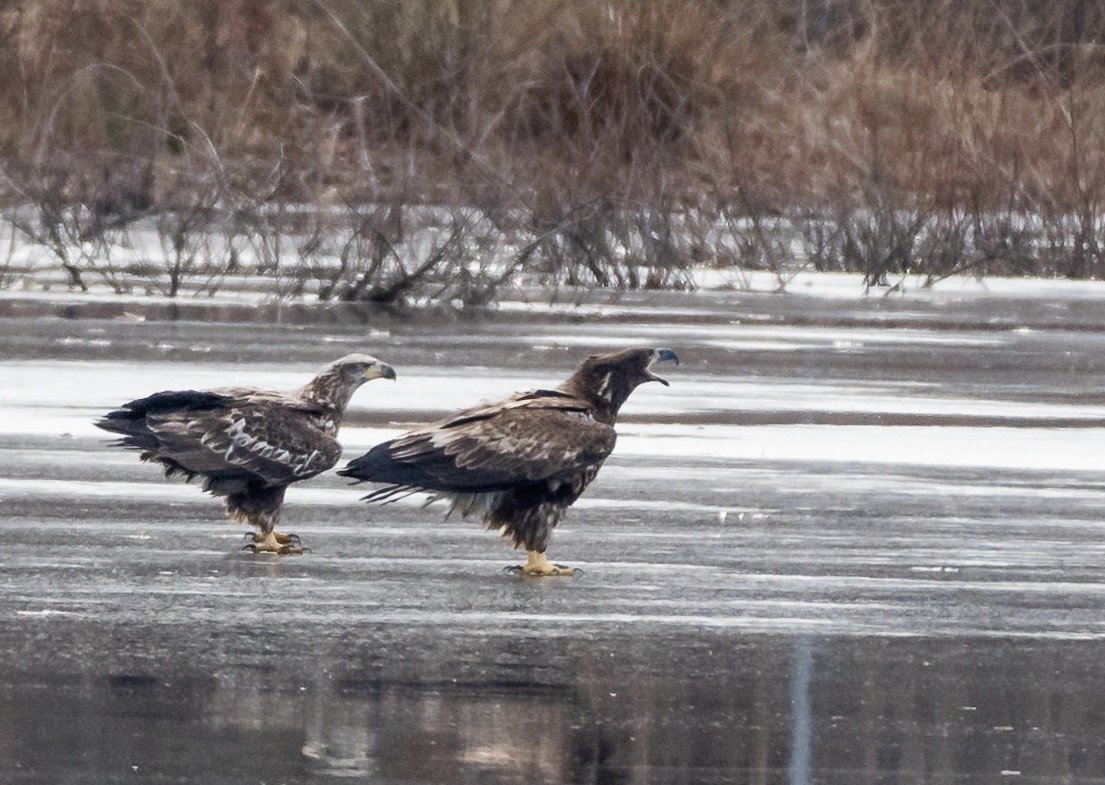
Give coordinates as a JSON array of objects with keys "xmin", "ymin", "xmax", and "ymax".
[
  {"xmin": 99, "ymin": 388, "xmax": 342, "ymax": 489},
  {"xmin": 343, "ymin": 390, "xmax": 616, "ymax": 494}
]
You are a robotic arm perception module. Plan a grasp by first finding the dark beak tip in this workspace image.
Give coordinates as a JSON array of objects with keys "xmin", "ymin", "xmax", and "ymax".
[{"xmin": 656, "ymin": 348, "xmax": 680, "ymax": 365}]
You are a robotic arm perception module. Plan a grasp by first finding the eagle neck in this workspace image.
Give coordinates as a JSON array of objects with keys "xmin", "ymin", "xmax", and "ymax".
[
  {"xmin": 299, "ymin": 375, "xmax": 358, "ymax": 420},
  {"xmin": 558, "ymin": 374, "xmax": 624, "ymax": 426}
]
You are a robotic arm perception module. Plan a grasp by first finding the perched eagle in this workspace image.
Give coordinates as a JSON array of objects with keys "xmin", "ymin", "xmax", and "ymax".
[
  {"xmin": 339, "ymin": 347, "xmax": 679, "ymax": 575},
  {"xmin": 95, "ymin": 354, "xmax": 396, "ymax": 554}
]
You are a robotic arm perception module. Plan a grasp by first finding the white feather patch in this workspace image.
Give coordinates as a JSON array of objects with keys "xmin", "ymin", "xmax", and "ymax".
[
  {"xmin": 597, "ymin": 372, "xmax": 614, "ymax": 402},
  {"xmin": 217, "ymin": 419, "xmax": 321, "ymax": 476}
]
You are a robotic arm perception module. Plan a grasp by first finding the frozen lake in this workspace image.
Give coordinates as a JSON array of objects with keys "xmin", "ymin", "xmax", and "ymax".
[{"xmin": 2, "ymin": 283, "xmax": 1105, "ymax": 783}]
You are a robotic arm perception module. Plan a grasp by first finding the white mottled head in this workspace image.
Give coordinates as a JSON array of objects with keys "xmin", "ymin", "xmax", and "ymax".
[{"xmin": 302, "ymin": 353, "xmax": 397, "ymax": 412}]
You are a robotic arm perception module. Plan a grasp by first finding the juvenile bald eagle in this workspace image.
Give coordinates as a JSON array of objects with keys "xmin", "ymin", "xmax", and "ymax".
[
  {"xmin": 96, "ymin": 354, "xmax": 396, "ymax": 554},
  {"xmin": 339, "ymin": 347, "xmax": 678, "ymax": 575}
]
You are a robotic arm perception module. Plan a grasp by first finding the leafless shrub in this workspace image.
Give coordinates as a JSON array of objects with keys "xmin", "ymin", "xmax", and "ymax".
[
  {"xmin": 322, "ymin": 204, "xmax": 480, "ymax": 305},
  {"xmin": 1039, "ymin": 211, "xmax": 1105, "ymax": 280},
  {"xmin": 687, "ymin": 191, "xmax": 797, "ymax": 291},
  {"xmin": 968, "ymin": 213, "xmax": 1041, "ymax": 278},
  {"xmin": 0, "ymin": 218, "xmax": 20, "ymax": 289},
  {"xmin": 803, "ymin": 197, "xmax": 932, "ymax": 291},
  {"xmin": 152, "ymin": 201, "xmax": 218, "ymax": 297},
  {"xmin": 518, "ymin": 196, "xmax": 694, "ymax": 294},
  {"xmin": 911, "ymin": 210, "xmax": 975, "ymax": 284},
  {"xmin": 3, "ymin": 0, "xmax": 1105, "ymax": 301},
  {"xmin": 301, "ymin": 200, "xmax": 400, "ymax": 303},
  {"xmin": 0, "ymin": 158, "xmax": 139, "ymax": 293}
]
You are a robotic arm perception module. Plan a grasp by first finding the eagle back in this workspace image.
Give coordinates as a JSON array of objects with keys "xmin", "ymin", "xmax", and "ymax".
[
  {"xmin": 135, "ymin": 389, "xmax": 343, "ymax": 488},
  {"xmin": 354, "ymin": 388, "xmax": 615, "ymax": 495}
]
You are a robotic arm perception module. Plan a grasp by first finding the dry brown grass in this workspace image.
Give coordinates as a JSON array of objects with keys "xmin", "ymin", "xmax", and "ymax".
[{"xmin": 3, "ymin": 0, "xmax": 1105, "ymax": 297}]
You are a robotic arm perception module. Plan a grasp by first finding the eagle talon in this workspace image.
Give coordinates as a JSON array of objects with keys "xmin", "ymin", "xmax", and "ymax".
[
  {"xmin": 547, "ymin": 564, "xmax": 577, "ymax": 576},
  {"xmin": 505, "ymin": 552, "xmax": 578, "ymax": 577},
  {"xmin": 504, "ymin": 564, "xmax": 577, "ymax": 577},
  {"xmin": 242, "ymin": 542, "xmax": 306, "ymax": 555},
  {"xmin": 243, "ymin": 530, "xmax": 307, "ymax": 554}
]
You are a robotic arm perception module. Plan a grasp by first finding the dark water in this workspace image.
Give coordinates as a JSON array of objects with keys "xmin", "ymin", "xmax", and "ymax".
[{"xmin": 2, "ymin": 287, "xmax": 1105, "ymax": 784}]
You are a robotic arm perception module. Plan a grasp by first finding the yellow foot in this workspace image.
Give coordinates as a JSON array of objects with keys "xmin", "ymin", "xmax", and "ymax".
[
  {"xmin": 506, "ymin": 550, "xmax": 576, "ymax": 577},
  {"xmin": 243, "ymin": 530, "xmax": 305, "ymax": 555}
]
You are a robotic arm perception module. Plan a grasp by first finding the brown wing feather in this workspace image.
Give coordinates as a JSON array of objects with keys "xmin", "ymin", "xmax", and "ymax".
[
  {"xmin": 385, "ymin": 393, "xmax": 616, "ymax": 492},
  {"xmin": 146, "ymin": 400, "xmax": 342, "ymax": 487}
]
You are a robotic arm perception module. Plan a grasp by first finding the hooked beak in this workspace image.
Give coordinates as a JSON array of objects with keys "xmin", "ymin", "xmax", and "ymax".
[
  {"xmin": 646, "ymin": 348, "xmax": 679, "ymax": 386},
  {"xmin": 364, "ymin": 362, "xmax": 397, "ymax": 381}
]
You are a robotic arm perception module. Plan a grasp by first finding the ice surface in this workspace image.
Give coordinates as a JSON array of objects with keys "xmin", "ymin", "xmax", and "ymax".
[{"xmin": 4, "ymin": 283, "xmax": 1105, "ymax": 784}]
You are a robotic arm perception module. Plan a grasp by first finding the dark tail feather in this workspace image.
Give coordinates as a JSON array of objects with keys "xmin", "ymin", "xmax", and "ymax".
[
  {"xmin": 339, "ymin": 441, "xmax": 404, "ymax": 481},
  {"xmin": 338, "ymin": 441, "xmax": 449, "ymax": 491},
  {"xmin": 361, "ymin": 486, "xmax": 425, "ymax": 505},
  {"xmin": 98, "ymin": 390, "xmax": 230, "ymax": 425},
  {"xmin": 94, "ymin": 413, "xmax": 159, "ymax": 448},
  {"xmin": 95, "ymin": 390, "xmax": 231, "ymax": 444}
]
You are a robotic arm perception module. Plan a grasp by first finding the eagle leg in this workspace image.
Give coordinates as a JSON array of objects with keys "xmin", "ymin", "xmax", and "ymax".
[
  {"xmin": 505, "ymin": 550, "xmax": 576, "ymax": 577},
  {"xmin": 243, "ymin": 530, "xmax": 306, "ymax": 555}
]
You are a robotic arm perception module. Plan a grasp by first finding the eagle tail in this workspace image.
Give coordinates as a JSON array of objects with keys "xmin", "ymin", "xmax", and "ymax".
[
  {"xmin": 95, "ymin": 390, "xmax": 231, "ymax": 448},
  {"xmin": 338, "ymin": 441, "xmax": 444, "ymax": 490},
  {"xmin": 359, "ymin": 485, "xmax": 423, "ymax": 504}
]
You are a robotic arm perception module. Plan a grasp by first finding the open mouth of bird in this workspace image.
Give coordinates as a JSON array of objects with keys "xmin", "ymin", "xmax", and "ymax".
[{"xmin": 647, "ymin": 348, "xmax": 680, "ymax": 386}]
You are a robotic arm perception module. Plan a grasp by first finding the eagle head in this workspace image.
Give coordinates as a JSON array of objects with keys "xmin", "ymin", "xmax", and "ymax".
[
  {"xmin": 329, "ymin": 353, "xmax": 398, "ymax": 384},
  {"xmin": 565, "ymin": 347, "xmax": 679, "ymax": 420},
  {"xmin": 303, "ymin": 353, "xmax": 397, "ymax": 411}
]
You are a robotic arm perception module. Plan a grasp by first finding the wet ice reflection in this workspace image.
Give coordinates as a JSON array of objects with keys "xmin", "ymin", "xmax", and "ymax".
[{"xmin": 3, "ymin": 632, "xmax": 1104, "ymax": 784}]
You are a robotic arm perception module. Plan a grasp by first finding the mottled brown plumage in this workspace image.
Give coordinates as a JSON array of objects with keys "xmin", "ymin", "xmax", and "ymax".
[
  {"xmin": 339, "ymin": 347, "xmax": 678, "ymax": 574},
  {"xmin": 96, "ymin": 353, "xmax": 396, "ymax": 553}
]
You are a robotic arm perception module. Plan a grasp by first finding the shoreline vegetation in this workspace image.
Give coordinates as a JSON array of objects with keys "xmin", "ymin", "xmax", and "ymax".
[{"xmin": 2, "ymin": 0, "xmax": 1105, "ymax": 304}]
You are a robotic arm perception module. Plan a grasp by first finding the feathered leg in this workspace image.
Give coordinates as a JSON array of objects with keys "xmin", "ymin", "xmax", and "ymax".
[
  {"xmin": 487, "ymin": 497, "xmax": 575, "ymax": 575},
  {"xmin": 229, "ymin": 486, "xmax": 305, "ymax": 555}
]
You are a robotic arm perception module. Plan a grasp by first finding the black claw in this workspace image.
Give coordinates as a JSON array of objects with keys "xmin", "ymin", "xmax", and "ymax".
[
  {"xmin": 546, "ymin": 565, "xmax": 580, "ymax": 576},
  {"xmin": 242, "ymin": 543, "xmax": 257, "ymax": 552},
  {"xmin": 502, "ymin": 564, "xmax": 581, "ymax": 576}
]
